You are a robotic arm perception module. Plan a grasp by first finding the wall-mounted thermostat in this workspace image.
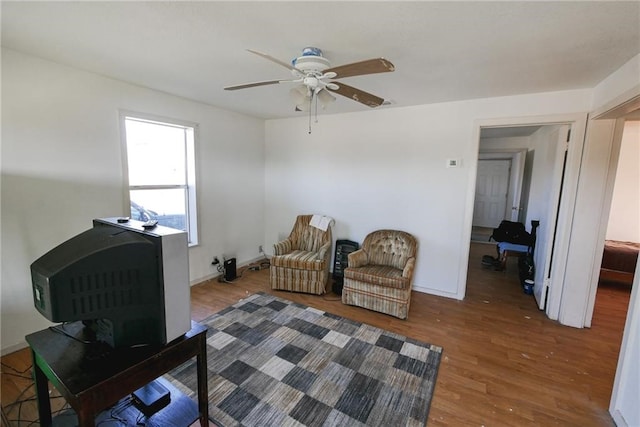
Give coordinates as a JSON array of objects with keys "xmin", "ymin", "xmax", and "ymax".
[{"xmin": 446, "ymin": 158, "xmax": 461, "ymax": 168}]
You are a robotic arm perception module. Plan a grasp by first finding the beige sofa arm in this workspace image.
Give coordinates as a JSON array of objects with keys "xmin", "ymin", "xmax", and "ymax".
[
  {"xmin": 347, "ymin": 249, "xmax": 368, "ymax": 268},
  {"xmin": 273, "ymin": 238, "xmax": 293, "ymax": 256},
  {"xmin": 403, "ymin": 257, "xmax": 416, "ymax": 279},
  {"xmin": 317, "ymin": 241, "xmax": 332, "ymax": 262}
]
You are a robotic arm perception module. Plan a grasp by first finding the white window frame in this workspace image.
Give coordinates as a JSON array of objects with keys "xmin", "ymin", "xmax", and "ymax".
[{"xmin": 120, "ymin": 111, "xmax": 199, "ymax": 246}]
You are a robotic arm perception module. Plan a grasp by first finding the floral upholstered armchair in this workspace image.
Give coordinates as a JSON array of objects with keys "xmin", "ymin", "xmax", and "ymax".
[
  {"xmin": 342, "ymin": 229, "xmax": 418, "ymax": 319},
  {"xmin": 270, "ymin": 215, "xmax": 333, "ymax": 295}
]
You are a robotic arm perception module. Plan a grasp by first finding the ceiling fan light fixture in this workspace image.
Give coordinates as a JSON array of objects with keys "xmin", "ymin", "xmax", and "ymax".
[
  {"xmin": 296, "ymin": 100, "xmax": 311, "ymax": 112},
  {"xmin": 302, "ymin": 76, "xmax": 320, "ymax": 89},
  {"xmin": 317, "ymin": 89, "xmax": 336, "ymax": 109},
  {"xmin": 289, "ymin": 85, "xmax": 308, "ymax": 105}
]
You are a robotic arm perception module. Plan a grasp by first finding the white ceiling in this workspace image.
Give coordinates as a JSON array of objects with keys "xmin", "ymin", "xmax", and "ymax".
[{"xmin": 2, "ymin": 1, "xmax": 639, "ymax": 120}]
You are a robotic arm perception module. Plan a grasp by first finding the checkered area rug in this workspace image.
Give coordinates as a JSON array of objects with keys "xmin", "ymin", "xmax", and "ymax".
[{"xmin": 165, "ymin": 292, "xmax": 442, "ymax": 426}]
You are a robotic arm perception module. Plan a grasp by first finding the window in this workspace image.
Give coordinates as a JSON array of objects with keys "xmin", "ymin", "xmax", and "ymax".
[{"xmin": 122, "ymin": 114, "xmax": 198, "ymax": 245}]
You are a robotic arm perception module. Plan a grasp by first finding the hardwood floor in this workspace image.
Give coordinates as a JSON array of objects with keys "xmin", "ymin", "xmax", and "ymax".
[{"xmin": 1, "ymin": 242, "xmax": 631, "ymax": 426}]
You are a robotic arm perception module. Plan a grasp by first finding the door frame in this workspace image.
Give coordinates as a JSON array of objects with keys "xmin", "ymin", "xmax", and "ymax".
[
  {"xmin": 590, "ymin": 88, "xmax": 640, "ymax": 426},
  {"xmin": 462, "ymin": 113, "xmax": 588, "ymax": 321}
]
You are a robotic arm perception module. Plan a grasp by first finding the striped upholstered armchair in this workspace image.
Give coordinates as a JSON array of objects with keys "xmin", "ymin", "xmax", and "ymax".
[
  {"xmin": 342, "ymin": 230, "xmax": 417, "ymax": 319},
  {"xmin": 270, "ymin": 215, "xmax": 333, "ymax": 295}
]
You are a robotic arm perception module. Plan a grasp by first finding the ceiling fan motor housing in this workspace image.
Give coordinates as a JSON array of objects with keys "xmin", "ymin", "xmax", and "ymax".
[{"xmin": 292, "ymin": 55, "xmax": 331, "ymax": 77}]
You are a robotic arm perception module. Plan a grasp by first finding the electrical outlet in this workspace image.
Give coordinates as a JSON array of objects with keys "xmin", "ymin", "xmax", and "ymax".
[
  {"xmin": 211, "ymin": 256, "xmax": 220, "ymax": 265},
  {"xmin": 259, "ymin": 245, "xmax": 263, "ymax": 253}
]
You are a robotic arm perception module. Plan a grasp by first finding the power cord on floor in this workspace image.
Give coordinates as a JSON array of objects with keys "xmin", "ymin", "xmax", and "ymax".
[
  {"xmin": 216, "ymin": 258, "xmax": 271, "ymax": 284},
  {"xmin": 1, "ymin": 362, "xmax": 32, "ymax": 379},
  {"xmin": 2, "ymin": 373, "xmax": 68, "ymax": 427},
  {"xmin": 1, "ymin": 407, "xmax": 11, "ymax": 427},
  {"xmin": 2, "ymin": 366, "xmax": 36, "ymax": 425}
]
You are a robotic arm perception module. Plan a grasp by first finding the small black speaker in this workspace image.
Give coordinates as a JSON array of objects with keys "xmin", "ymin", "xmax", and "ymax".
[{"xmin": 224, "ymin": 258, "xmax": 237, "ymax": 282}]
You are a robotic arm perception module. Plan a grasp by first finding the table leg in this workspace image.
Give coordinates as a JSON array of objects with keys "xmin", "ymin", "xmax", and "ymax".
[
  {"xmin": 32, "ymin": 350, "xmax": 52, "ymax": 427},
  {"xmin": 196, "ymin": 335, "xmax": 209, "ymax": 426},
  {"xmin": 76, "ymin": 408, "xmax": 96, "ymax": 427}
]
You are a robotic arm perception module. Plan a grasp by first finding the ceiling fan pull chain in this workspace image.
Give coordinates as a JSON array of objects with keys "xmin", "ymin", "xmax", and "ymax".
[{"xmin": 308, "ymin": 96, "xmax": 312, "ymax": 134}]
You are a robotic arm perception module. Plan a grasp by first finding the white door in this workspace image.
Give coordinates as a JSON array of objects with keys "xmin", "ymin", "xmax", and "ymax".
[
  {"xmin": 473, "ymin": 159, "xmax": 510, "ymax": 228},
  {"xmin": 533, "ymin": 125, "xmax": 570, "ymax": 310}
]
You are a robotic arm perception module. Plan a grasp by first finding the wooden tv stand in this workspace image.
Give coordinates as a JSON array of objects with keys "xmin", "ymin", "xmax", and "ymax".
[{"xmin": 26, "ymin": 321, "xmax": 208, "ymax": 427}]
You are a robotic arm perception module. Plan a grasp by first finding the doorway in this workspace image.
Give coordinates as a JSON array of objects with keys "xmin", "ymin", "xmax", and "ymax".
[
  {"xmin": 469, "ymin": 124, "xmax": 569, "ymax": 311},
  {"xmin": 471, "ymin": 147, "xmax": 529, "ymax": 243},
  {"xmin": 592, "ymin": 118, "xmax": 635, "ymax": 329},
  {"xmin": 465, "ymin": 111, "xmax": 637, "ymax": 424},
  {"xmin": 463, "ymin": 113, "xmax": 589, "ymax": 321}
]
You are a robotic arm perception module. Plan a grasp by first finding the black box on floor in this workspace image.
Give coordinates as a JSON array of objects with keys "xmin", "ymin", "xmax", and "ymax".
[
  {"xmin": 224, "ymin": 258, "xmax": 237, "ymax": 281},
  {"xmin": 333, "ymin": 279, "xmax": 344, "ymax": 296},
  {"xmin": 132, "ymin": 379, "xmax": 171, "ymax": 417}
]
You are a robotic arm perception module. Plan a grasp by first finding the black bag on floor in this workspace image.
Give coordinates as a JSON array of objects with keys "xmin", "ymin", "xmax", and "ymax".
[{"xmin": 490, "ymin": 221, "xmax": 533, "ymax": 246}]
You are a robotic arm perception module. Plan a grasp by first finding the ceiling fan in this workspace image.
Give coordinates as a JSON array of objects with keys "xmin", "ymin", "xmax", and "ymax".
[{"xmin": 224, "ymin": 47, "xmax": 395, "ymax": 114}]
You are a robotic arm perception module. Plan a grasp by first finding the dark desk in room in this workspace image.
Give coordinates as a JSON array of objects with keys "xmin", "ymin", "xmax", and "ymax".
[{"xmin": 26, "ymin": 321, "xmax": 208, "ymax": 427}]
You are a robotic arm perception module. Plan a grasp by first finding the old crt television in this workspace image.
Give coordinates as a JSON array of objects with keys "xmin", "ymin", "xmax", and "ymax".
[{"xmin": 30, "ymin": 218, "xmax": 191, "ymax": 348}]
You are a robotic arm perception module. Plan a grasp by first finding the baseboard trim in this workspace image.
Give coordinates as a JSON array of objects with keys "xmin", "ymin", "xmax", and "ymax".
[
  {"xmin": 412, "ymin": 284, "xmax": 461, "ymax": 300},
  {"xmin": 610, "ymin": 409, "xmax": 628, "ymax": 427},
  {"xmin": 1, "ymin": 341, "xmax": 28, "ymax": 357}
]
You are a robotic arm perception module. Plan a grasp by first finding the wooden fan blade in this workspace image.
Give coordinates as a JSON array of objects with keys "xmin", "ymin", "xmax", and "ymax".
[
  {"xmin": 224, "ymin": 80, "xmax": 281, "ymax": 90},
  {"xmin": 247, "ymin": 49, "xmax": 303, "ymax": 73},
  {"xmin": 224, "ymin": 79, "xmax": 296, "ymax": 90},
  {"xmin": 326, "ymin": 58, "xmax": 395, "ymax": 79},
  {"xmin": 328, "ymin": 82, "xmax": 385, "ymax": 107}
]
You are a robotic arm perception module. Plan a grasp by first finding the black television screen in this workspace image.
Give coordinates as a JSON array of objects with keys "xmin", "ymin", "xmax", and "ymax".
[{"xmin": 30, "ymin": 218, "xmax": 191, "ymax": 348}]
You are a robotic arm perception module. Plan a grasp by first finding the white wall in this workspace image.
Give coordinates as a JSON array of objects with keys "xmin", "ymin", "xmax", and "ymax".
[
  {"xmin": 264, "ymin": 90, "xmax": 592, "ymax": 300},
  {"xmin": 1, "ymin": 48, "xmax": 265, "ymax": 353},
  {"xmin": 606, "ymin": 120, "xmax": 640, "ymax": 242}
]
